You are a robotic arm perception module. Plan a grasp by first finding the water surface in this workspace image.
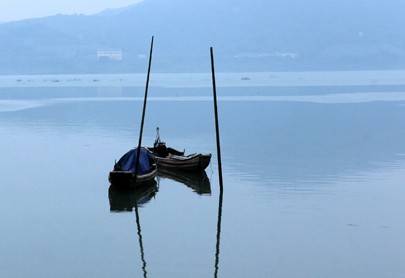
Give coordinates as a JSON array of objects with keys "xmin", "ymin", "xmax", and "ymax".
[{"xmin": 1, "ymin": 75, "xmax": 405, "ymax": 277}]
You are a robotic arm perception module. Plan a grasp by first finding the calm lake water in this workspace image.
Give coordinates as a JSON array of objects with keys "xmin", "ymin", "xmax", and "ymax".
[{"xmin": 1, "ymin": 73, "xmax": 405, "ymax": 277}]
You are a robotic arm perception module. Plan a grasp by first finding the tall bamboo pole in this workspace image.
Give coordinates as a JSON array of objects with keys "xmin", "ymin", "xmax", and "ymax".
[
  {"xmin": 134, "ymin": 36, "xmax": 154, "ymax": 182},
  {"xmin": 210, "ymin": 47, "xmax": 224, "ymax": 278}
]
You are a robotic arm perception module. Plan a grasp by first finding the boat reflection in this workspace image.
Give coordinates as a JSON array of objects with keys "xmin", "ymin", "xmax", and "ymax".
[
  {"xmin": 108, "ymin": 181, "xmax": 158, "ymax": 212},
  {"xmin": 157, "ymin": 169, "xmax": 212, "ymax": 195},
  {"xmin": 108, "ymin": 183, "xmax": 155, "ymax": 278}
]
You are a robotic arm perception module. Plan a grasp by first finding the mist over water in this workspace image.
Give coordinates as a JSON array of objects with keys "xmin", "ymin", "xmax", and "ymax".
[{"xmin": 1, "ymin": 78, "xmax": 405, "ymax": 277}]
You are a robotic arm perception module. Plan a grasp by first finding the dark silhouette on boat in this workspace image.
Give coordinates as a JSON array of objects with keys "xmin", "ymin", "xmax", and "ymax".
[
  {"xmin": 158, "ymin": 168, "xmax": 211, "ymax": 195},
  {"xmin": 147, "ymin": 128, "xmax": 211, "ymax": 172}
]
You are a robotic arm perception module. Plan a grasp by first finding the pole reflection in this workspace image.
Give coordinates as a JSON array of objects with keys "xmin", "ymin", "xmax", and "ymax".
[
  {"xmin": 214, "ymin": 185, "xmax": 224, "ymax": 278},
  {"xmin": 134, "ymin": 203, "xmax": 148, "ymax": 278}
]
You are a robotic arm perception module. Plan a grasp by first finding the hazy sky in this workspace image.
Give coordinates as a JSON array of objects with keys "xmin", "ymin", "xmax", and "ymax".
[{"xmin": 0, "ymin": 0, "xmax": 143, "ymax": 22}]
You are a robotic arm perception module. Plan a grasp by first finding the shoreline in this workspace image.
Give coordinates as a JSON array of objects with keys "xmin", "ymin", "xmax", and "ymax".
[{"xmin": 1, "ymin": 70, "xmax": 405, "ymax": 88}]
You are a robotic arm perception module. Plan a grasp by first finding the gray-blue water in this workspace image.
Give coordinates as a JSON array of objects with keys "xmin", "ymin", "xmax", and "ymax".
[{"xmin": 1, "ymin": 74, "xmax": 405, "ymax": 277}]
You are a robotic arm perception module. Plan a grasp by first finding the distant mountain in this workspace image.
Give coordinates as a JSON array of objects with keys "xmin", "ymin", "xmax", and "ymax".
[{"xmin": 0, "ymin": 0, "xmax": 405, "ymax": 74}]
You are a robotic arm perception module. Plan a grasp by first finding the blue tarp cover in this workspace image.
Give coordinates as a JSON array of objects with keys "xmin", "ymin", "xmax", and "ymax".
[{"xmin": 115, "ymin": 147, "xmax": 152, "ymax": 175}]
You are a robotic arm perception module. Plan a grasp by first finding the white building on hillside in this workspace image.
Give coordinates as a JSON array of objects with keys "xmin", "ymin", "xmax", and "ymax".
[{"xmin": 97, "ymin": 50, "xmax": 123, "ymax": 61}]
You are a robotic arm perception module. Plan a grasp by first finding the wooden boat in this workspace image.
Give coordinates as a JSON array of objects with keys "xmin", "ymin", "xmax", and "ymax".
[
  {"xmin": 158, "ymin": 168, "xmax": 211, "ymax": 195},
  {"xmin": 148, "ymin": 127, "xmax": 211, "ymax": 172},
  {"xmin": 152, "ymin": 152, "xmax": 211, "ymax": 171},
  {"xmin": 109, "ymin": 147, "xmax": 157, "ymax": 187},
  {"xmin": 108, "ymin": 181, "xmax": 158, "ymax": 212}
]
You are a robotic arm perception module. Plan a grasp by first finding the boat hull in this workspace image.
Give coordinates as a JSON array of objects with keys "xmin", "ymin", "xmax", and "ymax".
[
  {"xmin": 153, "ymin": 153, "xmax": 211, "ymax": 171},
  {"xmin": 109, "ymin": 166, "xmax": 158, "ymax": 187}
]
